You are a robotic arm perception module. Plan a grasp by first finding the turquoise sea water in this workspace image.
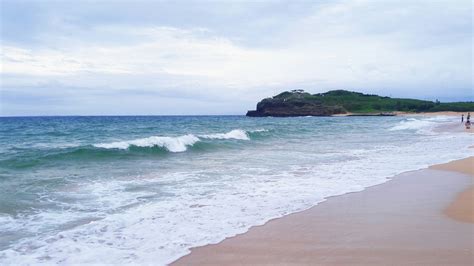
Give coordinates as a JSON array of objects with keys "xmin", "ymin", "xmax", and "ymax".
[{"xmin": 0, "ymin": 115, "xmax": 472, "ymax": 264}]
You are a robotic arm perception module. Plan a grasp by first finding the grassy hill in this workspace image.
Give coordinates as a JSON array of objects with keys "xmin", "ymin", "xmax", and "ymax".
[{"xmin": 273, "ymin": 90, "xmax": 474, "ymax": 113}]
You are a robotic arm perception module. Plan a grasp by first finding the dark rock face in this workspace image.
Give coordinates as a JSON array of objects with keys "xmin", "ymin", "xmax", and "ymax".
[{"xmin": 246, "ymin": 91, "xmax": 346, "ymax": 117}]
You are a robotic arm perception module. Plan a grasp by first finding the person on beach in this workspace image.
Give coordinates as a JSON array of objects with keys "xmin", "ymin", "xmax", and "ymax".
[
  {"xmin": 461, "ymin": 114, "xmax": 464, "ymax": 123},
  {"xmin": 465, "ymin": 117, "xmax": 471, "ymax": 129},
  {"xmin": 468, "ymin": 112, "xmax": 471, "ymax": 121}
]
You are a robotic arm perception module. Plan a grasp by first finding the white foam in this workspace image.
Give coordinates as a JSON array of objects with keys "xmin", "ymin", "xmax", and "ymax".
[
  {"xmin": 94, "ymin": 134, "xmax": 200, "ymax": 152},
  {"xmin": 389, "ymin": 118, "xmax": 434, "ymax": 131},
  {"xmin": 2, "ymin": 122, "xmax": 473, "ymax": 265},
  {"xmin": 32, "ymin": 142, "xmax": 81, "ymax": 149},
  {"xmin": 93, "ymin": 129, "xmax": 254, "ymax": 152},
  {"xmin": 200, "ymin": 129, "xmax": 250, "ymax": 140},
  {"xmin": 389, "ymin": 116, "xmax": 455, "ymax": 133},
  {"xmin": 249, "ymin": 129, "xmax": 268, "ymax": 133}
]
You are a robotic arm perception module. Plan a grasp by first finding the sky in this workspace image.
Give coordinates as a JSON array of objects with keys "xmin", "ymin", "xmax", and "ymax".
[{"xmin": 1, "ymin": 0, "xmax": 472, "ymax": 116}]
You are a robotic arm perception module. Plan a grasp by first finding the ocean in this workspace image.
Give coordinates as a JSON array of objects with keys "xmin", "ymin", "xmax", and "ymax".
[{"xmin": 0, "ymin": 115, "xmax": 472, "ymax": 264}]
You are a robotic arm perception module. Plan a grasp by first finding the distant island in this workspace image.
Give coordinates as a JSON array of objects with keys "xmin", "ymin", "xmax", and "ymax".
[{"xmin": 246, "ymin": 90, "xmax": 474, "ymax": 117}]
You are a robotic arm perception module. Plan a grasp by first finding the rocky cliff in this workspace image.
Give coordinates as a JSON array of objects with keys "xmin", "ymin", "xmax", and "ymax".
[
  {"xmin": 246, "ymin": 90, "xmax": 346, "ymax": 117},
  {"xmin": 246, "ymin": 89, "xmax": 474, "ymax": 117}
]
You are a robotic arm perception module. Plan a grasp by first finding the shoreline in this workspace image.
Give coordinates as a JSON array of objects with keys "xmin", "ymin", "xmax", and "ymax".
[
  {"xmin": 172, "ymin": 157, "xmax": 474, "ymax": 265},
  {"xmin": 400, "ymin": 111, "xmax": 473, "ymax": 117},
  {"xmin": 333, "ymin": 111, "xmax": 473, "ymax": 117},
  {"xmin": 430, "ymin": 158, "xmax": 474, "ymax": 223}
]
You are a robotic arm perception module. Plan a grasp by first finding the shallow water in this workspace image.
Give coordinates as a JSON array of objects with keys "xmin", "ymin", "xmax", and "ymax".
[{"xmin": 0, "ymin": 115, "xmax": 472, "ymax": 264}]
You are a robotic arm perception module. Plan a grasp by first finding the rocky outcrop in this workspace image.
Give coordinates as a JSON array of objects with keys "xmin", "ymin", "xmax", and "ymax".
[
  {"xmin": 246, "ymin": 90, "xmax": 346, "ymax": 117},
  {"xmin": 247, "ymin": 89, "xmax": 474, "ymax": 116}
]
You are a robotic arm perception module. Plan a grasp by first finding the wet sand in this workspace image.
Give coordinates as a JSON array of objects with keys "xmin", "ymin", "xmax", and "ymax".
[{"xmin": 173, "ymin": 158, "xmax": 474, "ymax": 265}]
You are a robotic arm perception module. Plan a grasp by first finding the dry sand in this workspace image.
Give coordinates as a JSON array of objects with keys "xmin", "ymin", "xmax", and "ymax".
[
  {"xmin": 430, "ymin": 157, "xmax": 473, "ymax": 176},
  {"xmin": 334, "ymin": 111, "xmax": 473, "ymax": 117},
  {"xmin": 399, "ymin": 111, "xmax": 472, "ymax": 117},
  {"xmin": 173, "ymin": 159, "xmax": 474, "ymax": 265},
  {"xmin": 431, "ymin": 157, "xmax": 473, "ymax": 223}
]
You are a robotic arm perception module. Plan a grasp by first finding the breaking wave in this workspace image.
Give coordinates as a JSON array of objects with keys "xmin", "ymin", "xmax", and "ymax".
[
  {"xmin": 389, "ymin": 118, "xmax": 435, "ymax": 131},
  {"xmin": 93, "ymin": 129, "xmax": 262, "ymax": 152},
  {"xmin": 389, "ymin": 116, "xmax": 454, "ymax": 134},
  {"xmin": 0, "ymin": 129, "xmax": 268, "ymax": 170},
  {"xmin": 199, "ymin": 129, "xmax": 250, "ymax": 140},
  {"xmin": 94, "ymin": 134, "xmax": 200, "ymax": 152}
]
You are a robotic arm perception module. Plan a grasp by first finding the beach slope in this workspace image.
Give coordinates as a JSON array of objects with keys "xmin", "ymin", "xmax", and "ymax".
[{"xmin": 173, "ymin": 158, "xmax": 474, "ymax": 265}]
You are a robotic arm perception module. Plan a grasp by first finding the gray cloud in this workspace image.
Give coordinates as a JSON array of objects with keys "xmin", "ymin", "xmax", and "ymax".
[{"xmin": 1, "ymin": 0, "xmax": 472, "ymax": 116}]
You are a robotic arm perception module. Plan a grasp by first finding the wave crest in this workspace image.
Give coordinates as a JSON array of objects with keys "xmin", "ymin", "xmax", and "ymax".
[
  {"xmin": 389, "ymin": 118, "xmax": 434, "ymax": 131},
  {"xmin": 389, "ymin": 116, "xmax": 454, "ymax": 134},
  {"xmin": 93, "ymin": 129, "xmax": 260, "ymax": 152},
  {"xmin": 94, "ymin": 134, "xmax": 200, "ymax": 152},
  {"xmin": 200, "ymin": 129, "xmax": 249, "ymax": 140}
]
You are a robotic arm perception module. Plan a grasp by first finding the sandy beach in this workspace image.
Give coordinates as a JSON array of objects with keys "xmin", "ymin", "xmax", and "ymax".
[
  {"xmin": 335, "ymin": 111, "xmax": 473, "ymax": 117},
  {"xmin": 431, "ymin": 158, "xmax": 474, "ymax": 223},
  {"xmin": 399, "ymin": 111, "xmax": 470, "ymax": 117},
  {"xmin": 173, "ymin": 157, "xmax": 474, "ymax": 265}
]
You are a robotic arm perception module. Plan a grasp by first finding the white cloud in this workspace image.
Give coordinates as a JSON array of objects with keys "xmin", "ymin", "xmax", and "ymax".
[{"xmin": 1, "ymin": 0, "xmax": 472, "ymax": 115}]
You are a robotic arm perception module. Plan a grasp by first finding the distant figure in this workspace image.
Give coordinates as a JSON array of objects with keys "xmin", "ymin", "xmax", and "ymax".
[
  {"xmin": 468, "ymin": 112, "xmax": 471, "ymax": 121},
  {"xmin": 465, "ymin": 120, "xmax": 471, "ymax": 129},
  {"xmin": 461, "ymin": 114, "xmax": 464, "ymax": 123}
]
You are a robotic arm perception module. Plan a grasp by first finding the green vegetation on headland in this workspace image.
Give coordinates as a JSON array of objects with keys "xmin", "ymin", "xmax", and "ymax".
[{"xmin": 246, "ymin": 90, "xmax": 474, "ymax": 117}]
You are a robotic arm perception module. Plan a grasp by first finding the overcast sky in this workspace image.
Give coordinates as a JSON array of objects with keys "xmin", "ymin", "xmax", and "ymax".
[{"xmin": 1, "ymin": 0, "xmax": 472, "ymax": 116}]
